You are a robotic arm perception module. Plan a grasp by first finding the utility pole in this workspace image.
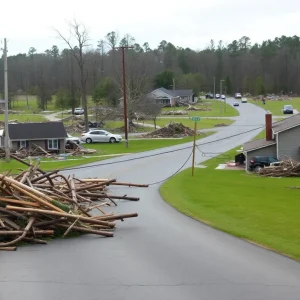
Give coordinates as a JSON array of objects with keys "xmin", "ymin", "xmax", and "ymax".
[
  {"xmin": 220, "ymin": 79, "xmax": 224, "ymax": 116},
  {"xmin": 213, "ymin": 77, "xmax": 216, "ymax": 101},
  {"xmin": 3, "ymin": 38, "xmax": 10, "ymax": 162},
  {"xmin": 117, "ymin": 45, "xmax": 133, "ymax": 148}
]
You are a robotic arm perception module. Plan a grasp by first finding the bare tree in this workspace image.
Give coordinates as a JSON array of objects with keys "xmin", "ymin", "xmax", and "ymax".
[{"xmin": 55, "ymin": 20, "xmax": 90, "ymax": 131}]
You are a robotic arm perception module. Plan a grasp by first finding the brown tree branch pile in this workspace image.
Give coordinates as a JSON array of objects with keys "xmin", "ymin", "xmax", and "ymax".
[
  {"xmin": 0, "ymin": 157, "xmax": 148, "ymax": 251},
  {"xmin": 258, "ymin": 159, "xmax": 300, "ymax": 177},
  {"xmin": 143, "ymin": 123, "xmax": 205, "ymax": 138}
]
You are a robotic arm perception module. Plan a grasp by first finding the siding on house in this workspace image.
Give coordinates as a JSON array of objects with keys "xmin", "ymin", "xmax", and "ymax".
[
  {"xmin": 245, "ymin": 144, "xmax": 277, "ymax": 168},
  {"xmin": 277, "ymin": 126, "xmax": 300, "ymax": 161}
]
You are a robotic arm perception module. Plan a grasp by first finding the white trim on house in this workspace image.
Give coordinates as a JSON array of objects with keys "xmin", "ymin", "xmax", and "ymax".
[
  {"xmin": 272, "ymin": 124, "xmax": 300, "ymax": 134},
  {"xmin": 244, "ymin": 142, "xmax": 276, "ymax": 152},
  {"xmin": 9, "ymin": 137, "xmax": 66, "ymax": 142}
]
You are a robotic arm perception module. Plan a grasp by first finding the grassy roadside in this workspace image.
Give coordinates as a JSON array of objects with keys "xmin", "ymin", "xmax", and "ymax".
[
  {"xmin": 0, "ymin": 114, "xmax": 47, "ymax": 122},
  {"xmin": 249, "ymin": 97, "xmax": 300, "ymax": 115},
  {"xmin": 0, "ymin": 133, "xmax": 214, "ymax": 173},
  {"xmin": 160, "ymin": 131, "xmax": 300, "ymax": 260}
]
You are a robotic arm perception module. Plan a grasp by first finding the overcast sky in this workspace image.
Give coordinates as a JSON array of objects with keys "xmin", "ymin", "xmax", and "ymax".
[{"xmin": 1, "ymin": 0, "xmax": 300, "ymax": 55}]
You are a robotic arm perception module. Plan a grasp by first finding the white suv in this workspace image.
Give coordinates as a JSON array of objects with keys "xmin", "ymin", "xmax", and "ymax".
[
  {"xmin": 235, "ymin": 93, "xmax": 242, "ymax": 99},
  {"xmin": 74, "ymin": 107, "xmax": 84, "ymax": 115}
]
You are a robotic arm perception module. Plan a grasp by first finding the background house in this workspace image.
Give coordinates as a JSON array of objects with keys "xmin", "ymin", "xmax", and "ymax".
[
  {"xmin": 243, "ymin": 113, "xmax": 300, "ymax": 167},
  {"xmin": 0, "ymin": 122, "xmax": 68, "ymax": 153},
  {"xmin": 0, "ymin": 100, "xmax": 5, "ymax": 110},
  {"xmin": 150, "ymin": 88, "xmax": 196, "ymax": 106}
]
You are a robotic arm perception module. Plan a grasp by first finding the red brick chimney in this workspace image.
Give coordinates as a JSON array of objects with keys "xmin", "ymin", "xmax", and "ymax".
[{"xmin": 265, "ymin": 112, "xmax": 273, "ymax": 141}]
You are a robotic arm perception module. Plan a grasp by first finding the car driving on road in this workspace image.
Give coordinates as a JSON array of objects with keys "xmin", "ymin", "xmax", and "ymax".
[
  {"xmin": 241, "ymin": 98, "xmax": 247, "ymax": 103},
  {"xmin": 81, "ymin": 130, "xmax": 122, "ymax": 144},
  {"xmin": 233, "ymin": 101, "xmax": 239, "ymax": 106},
  {"xmin": 74, "ymin": 107, "xmax": 84, "ymax": 115},
  {"xmin": 215, "ymin": 94, "xmax": 220, "ymax": 99},
  {"xmin": 221, "ymin": 94, "xmax": 226, "ymax": 100}
]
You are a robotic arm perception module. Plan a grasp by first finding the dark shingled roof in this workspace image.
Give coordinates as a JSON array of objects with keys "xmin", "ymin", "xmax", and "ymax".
[
  {"xmin": 8, "ymin": 122, "xmax": 67, "ymax": 140},
  {"xmin": 243, "ymin": 138, "xmax": 276, "ymax": 152},
  {"xmin": 272, "ymin": 114, "xmax": 300, "ymax": 133},
  {"xmin": 155, "ymin": 88, "xmax": 194, "ymax": 97}
]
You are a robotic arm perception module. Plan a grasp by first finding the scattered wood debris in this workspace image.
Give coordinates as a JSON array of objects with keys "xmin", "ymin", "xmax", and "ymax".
[
  {"xmin": 142, "ymin": 123, "xmax": 205, "ymax": 138},
  {"xmin": 0, "ymin": 156, "xmax": 147, "ymax": 250},
  {"xmin": 258, "ymin": 159, "xmax": 300, "ymax": 177}
]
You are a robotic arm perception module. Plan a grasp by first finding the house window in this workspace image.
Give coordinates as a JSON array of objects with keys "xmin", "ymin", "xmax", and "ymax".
[
  {"xmin": 48, "ymin": 139, "xmax": 59, "ymax": 149},
  {"xmin": 20, "ymin": 140, "xmax": 27, "ymax": 148}
]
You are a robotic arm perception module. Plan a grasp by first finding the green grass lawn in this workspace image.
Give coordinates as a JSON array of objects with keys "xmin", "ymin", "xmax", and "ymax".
[
  {"xmin": 161, "ymin": 100, "xmax": 239, "ymax": 117},
  {"xmin": 143, "ymin": 118, "xmax": 234, "ymax": 129},
  {"xmin": 249, "ymin": 97, "xmax": 300, "ymax": 115},
  {"xmin": 160, "ymin": 138, "xmax": 300, "ymax": 260},
  {"xmin": 0, "ymin": 114, "xmax": 47, "ymax": 122},
  {"xmin": 0, "ymin": 133, "xmax": 214, "ymax": 173}
]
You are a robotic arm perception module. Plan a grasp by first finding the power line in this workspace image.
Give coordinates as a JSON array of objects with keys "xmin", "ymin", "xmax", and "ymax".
[{"xmin": 61, "ymin": 125, "xmax": 264, "ymax": 172}]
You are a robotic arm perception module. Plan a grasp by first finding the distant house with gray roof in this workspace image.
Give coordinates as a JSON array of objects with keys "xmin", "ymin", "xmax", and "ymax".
[
  {"xmin": 150, "ymin": 87, "xmax": 196, "ymax": 106},
  {"xmin": 0, "ymin": 122, "xmax": 67, "ymax": 153},
  {"xmin": 243, "ymin": 112, "xmax": 300, "ymax": 167}
]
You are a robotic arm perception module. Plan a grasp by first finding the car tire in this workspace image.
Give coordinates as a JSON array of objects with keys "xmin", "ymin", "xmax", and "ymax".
[
  {"xmin": 86, "ymin": 138, "xmax": 92, "ymax": 144},
  {"xmin": 110, "ymin": 137, "xmax": 116, "ymax": 144},
  {"xmin": 254, "ymin": 166, "xmax": 262, "ymax": 173}
]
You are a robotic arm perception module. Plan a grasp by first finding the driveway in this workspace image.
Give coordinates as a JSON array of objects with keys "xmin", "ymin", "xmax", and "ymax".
[{"xmin": 1, "ymin": 98, "xmax": 300, "ymax": 300}]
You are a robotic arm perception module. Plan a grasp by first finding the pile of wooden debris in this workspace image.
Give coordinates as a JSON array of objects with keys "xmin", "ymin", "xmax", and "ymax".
[
  {"xmin": 258, "ymin": 159, "xmax": 300, "ymax": 177},
  {"xmin": 143, "ymin": 123, "xmax": 203, "ymax": 138},
  {"xmin": 0, "ymin": 156, "xmax": 147, "ymax": 251}
]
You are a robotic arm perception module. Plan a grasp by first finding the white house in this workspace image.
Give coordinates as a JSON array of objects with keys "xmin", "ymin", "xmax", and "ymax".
[{"xmin": 150, "ymin": 87, "xmax": 195, "ymax": 106}]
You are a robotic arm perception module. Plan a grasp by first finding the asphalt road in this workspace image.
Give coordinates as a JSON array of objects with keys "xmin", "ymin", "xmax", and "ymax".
[{"xmin": 1, "ymin": 99, "xmax": 300, "ymax": 300}]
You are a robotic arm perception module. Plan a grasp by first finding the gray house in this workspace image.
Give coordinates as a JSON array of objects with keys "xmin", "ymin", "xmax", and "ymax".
[
  {"xmin": 0, "ymin": 100, "xmax": 5, "ymax": 109},
  {"xmin": 150, "ymin": 87, "xmax": 195, "ymax": 106},
  {"xmin": 0, "ymin": 122, "xmax": 68, "ymax": 153},
  {"xmin": 243, "ymin": 113, "xmax": 300, "ymax": 167}
]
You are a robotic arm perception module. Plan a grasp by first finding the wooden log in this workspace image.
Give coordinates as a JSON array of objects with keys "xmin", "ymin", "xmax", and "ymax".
[
  {"xmin": 0, "ymin": 247, "xmax": 17, "ymax": 251},
  {"xmin": 0, "ymin": 197, "xmax": 40, "ymax": 207},
  {"xmin": 34, "ymin": 218, "xmax": 67, "ymax": 227},
  {"xmin": 71, "ymin": 179, "xmax": 116, "ymax": 193},
  {"xmin": 80, "ymin": 179, "xmax": 149, "ymax": 188},
  {"xmin": 0, "ymin": 230, "xmax": 54, "ymax": 235},
  {"xmin": 31, "ymin": 170, "xmax": 59, "ymax": 183},
  {"xmin": 55, "ymin": 223, "xmax": 114, "ymax": 237},
  {"xmin": 69, "ymin": 178, "xmax": 78, "ymax": 211},
  {"xmin": 0, "ymin": 176, "xmax": 64, "ymax": 212},
  {"xmin": 5, "ymin": 206, "xmax": 116, "ymax": 228},
  {"xmin": 97, "ymin": 213, "xmax": 138, "ymax": 221},
  {"xmin": 78, "ymin": 192, "xmax": 140, "ymax": 201}
]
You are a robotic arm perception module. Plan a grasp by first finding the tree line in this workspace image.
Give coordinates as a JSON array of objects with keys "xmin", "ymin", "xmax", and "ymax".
[{"xmin": 1, "ymin": 26, "xmax": 300, "ymax": 113}]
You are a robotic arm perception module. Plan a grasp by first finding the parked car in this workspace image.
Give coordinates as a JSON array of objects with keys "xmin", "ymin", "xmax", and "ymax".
[
  {"xmin": 205, "ymin": 93, "xmax": 214, "ymax": 99},
  {"xmin": 235, "ymin": 93, "xmax": 242, "ymax": 99},
  {"xmin": 81, "ymin": 130, "xmax": 122, "ymax": 144},
  {"xmin": 233, "ymin": 102, "xmax": 239, "ymax": 106},
  {"xmin": 241, "ymin": 98, "xmax": 248, "ymax": 103},
  {"xmin": 282, "ymin": 105, "xmax": 293, "ymax": 114},
  {"xmin": 74, "ymin": 107, "xmax": 84, "ymax": 115},
  {"xmin": 221, "ymin": 94, "xmax": 226, "ymax": 100},
  {"xmin": 66, "ymin": 134, "xmax": 80, "ymax": 144},
  {"xmin": 248, "ymin": 156, "xmax": 280, "ymax": 172},
  {"xmin": 215, "ymin": 94, "xmax": 220, "ymax": 99}
]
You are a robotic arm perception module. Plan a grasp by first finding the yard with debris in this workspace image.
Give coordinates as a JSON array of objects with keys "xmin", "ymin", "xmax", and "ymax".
[
  {"xmin": 160, "ymin": 140, "xmax": 300, "ymax": 260},
  {"xmin": 161, "ymin": 100, "xmax": 239, "ymax": 117}
]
